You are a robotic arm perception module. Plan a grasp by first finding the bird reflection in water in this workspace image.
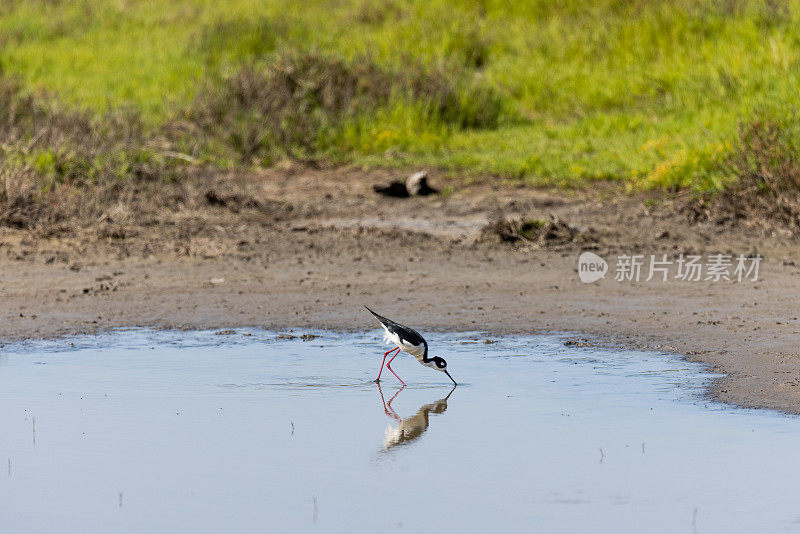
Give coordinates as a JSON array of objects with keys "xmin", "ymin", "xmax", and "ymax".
[{"xmin": 377, "ymin": 384, "xmax": 456, "ymax": 451}]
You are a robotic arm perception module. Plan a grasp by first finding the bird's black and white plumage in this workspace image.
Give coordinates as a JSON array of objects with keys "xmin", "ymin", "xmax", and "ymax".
[{"xmin": 365, "ymin": 306, "xmax": 456, "ymax": 385}]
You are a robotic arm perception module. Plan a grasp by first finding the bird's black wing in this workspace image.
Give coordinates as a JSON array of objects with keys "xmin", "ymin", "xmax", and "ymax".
[{"xmin": 364, "ymin": 306, "xmax": 428, "ymax": 350}]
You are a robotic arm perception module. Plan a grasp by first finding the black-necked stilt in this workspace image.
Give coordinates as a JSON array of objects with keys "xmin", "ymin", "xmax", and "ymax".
[{"xmin": 365, "ymin": 306, "xmax": 457, "ymax": 386}]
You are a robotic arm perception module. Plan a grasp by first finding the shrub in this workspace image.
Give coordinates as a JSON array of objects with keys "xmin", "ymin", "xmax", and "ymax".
[
  {"xmin": 183, "ymin": 51, "xmax": 503, "ymax": 162},
  {"xmin": 686, "ymin": 118, "xmax": 800, "ymax": 230},
  {"xmin": 0, "ymin": 79, "xmax": 183, "ymax": 228}
]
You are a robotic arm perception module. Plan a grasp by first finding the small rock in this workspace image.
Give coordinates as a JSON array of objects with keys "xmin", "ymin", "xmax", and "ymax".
[
  {"xmin": 300, "ymin": 334, "xmax": 319, "ymax": 341},
  {"xmin": 564, "ymin": 340, "xmax": 592, "ymax": 348}
]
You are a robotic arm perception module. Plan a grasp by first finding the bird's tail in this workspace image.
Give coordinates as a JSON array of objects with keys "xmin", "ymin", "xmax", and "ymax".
[
  {"xmin": 364, "ymin": 305, "xmax": 387, "ymax": 323},
  {"xmin": 364, "ymin": 306, "xmax": 393, "ymax": 341}
]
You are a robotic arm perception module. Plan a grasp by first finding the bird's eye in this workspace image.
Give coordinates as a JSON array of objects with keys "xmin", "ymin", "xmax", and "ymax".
[{"xmin": 438, "ymin": 361, "xmax": 445, "ymax": 368}]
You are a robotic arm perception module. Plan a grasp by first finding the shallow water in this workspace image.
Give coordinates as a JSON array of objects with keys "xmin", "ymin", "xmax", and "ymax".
[{"xmin": 1, "ymin": 330, "xmax": 799, "ymax": 533}]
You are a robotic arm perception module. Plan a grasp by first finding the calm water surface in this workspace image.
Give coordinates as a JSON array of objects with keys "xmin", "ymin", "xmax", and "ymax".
[{"xmin": 1, "ymin": 330, "xmax": 799, "ymax": 533}]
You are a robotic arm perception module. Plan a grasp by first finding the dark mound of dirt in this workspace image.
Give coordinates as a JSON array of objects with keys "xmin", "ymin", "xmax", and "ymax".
[{"xmin": 481, "ymin": 213, "xmax": 597, "ymax": 248}]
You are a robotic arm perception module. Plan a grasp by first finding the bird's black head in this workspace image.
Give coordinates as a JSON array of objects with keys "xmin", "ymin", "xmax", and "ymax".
[{"xmin": 430, "ymin": 356, "xmax": 457, "ymax": 385}]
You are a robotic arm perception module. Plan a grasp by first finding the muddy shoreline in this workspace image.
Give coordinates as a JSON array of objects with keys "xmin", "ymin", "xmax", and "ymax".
[{"xmin": 2, "ymin": 167, "xmax": 800, "ymax": 413}]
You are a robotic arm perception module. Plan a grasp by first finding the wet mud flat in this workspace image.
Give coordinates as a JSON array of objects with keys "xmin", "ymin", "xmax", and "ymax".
[{"xmin": 1, "ymin": 330, "xmax": 799, "ymax": 533}]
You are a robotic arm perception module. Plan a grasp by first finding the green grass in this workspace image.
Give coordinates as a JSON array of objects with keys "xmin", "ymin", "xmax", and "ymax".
[{"xmin": 2, "ymin": 0, "xmax": 800, "ymax": 190}]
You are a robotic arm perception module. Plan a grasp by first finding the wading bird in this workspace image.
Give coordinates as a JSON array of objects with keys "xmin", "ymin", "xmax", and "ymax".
[{"xmin": 365, "ymin": 306, "xmax": 457, "ymax": 385}]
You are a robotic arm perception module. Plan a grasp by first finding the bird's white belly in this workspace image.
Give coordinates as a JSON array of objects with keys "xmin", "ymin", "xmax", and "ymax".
[{"xmin": 383, "ymin": 329, "xmax": 425, "ymax": 359}]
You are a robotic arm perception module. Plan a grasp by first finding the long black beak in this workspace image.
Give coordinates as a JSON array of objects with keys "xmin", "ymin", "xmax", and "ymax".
[{"xmin": 444, "ymin": 370, "xmax": 457, "ymax": 386}]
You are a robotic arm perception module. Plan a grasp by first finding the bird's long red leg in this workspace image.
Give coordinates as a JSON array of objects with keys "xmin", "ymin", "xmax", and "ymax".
[
  {"xmin": 375, "ymin": 347, "xmax": 400, "ymax": 382},
  {"xmin": 386, "ymin": 350, "xmax": 406, "ymax": 386}
]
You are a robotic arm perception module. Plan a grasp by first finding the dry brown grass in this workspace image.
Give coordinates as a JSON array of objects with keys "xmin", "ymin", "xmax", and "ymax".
[
  {"xmin": 686, "ymin": 119, "xmax": 800, "ymax": 232},
  {"xmin": 180, "ymin": 51, "xmax": 502, "ymax": 162},
  {"xmin": 185, "ymin": 53, "xmax": 393, "ymax": 159},
  {"xmin": 0, "ymin": 78, "xmax": 189, "ymax": 230}
]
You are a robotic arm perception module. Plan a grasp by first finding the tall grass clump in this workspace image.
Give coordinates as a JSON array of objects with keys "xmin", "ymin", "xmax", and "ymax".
[
  {"xmin": 182, "ymin": 51, "xmax": 502, "ymax": 164},
  {"xmin": 712, "ymin": 118, "xmax": 800, "ymax": 228},
  {"xmin": 729, "ymin": 118, "xmax": 800, "ymax": 194},
  {"xmin": 680, "ymin": 115, "xmax": 800, "ymax": 230},
  {"xmin": 0, "ymin": 80, "xmax": 183, "ymax": 228}
]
